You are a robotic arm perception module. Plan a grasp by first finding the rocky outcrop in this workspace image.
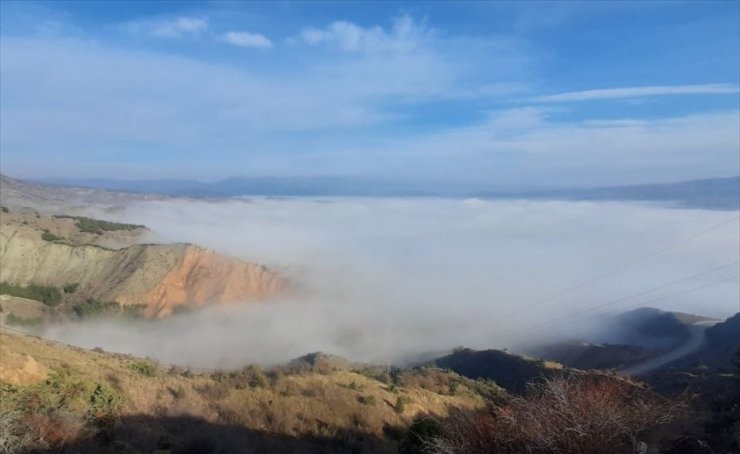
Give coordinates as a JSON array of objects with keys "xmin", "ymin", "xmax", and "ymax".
[
  {"xmin": 138, "ymin": 246, "xmax": 286, "ymax": 317},
  {"xmin": 0, "ymin": 219, "xmax": 286, "ymax": 317}
]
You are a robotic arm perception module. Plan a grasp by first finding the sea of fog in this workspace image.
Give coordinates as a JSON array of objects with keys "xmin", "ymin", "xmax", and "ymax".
[{"xmin": 43, "ymin": 198, "xmax": 739, "ymax": 369}]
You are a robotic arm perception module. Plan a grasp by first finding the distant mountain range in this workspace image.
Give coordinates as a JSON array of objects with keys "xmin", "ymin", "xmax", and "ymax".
[
  {"xmin": 33, "ymin": 176, "xmax": 440, "ymax": 198},
  {"xmin": 477, "ymin": 176, "xmax": 740, "ymax": 210},
  {"xmin": 15, "ymin": 174, "xmax": 740, "ymax": 210}
]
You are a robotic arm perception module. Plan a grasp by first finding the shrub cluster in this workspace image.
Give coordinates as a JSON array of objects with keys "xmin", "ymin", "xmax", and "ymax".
[
  {"xmin": 5, "ymin": 314, "xmax": 43, "ymax": 327},
  {"xmin": 210, "ymin": 365, "xmax": 270, "ymax": 390},
  {"xmin": 0, "ymin": 282, "xmax": 62, "ymax": 306},
  {"xmin": 394, "ymin": 395, "xmax": 411, "ymax": 414},
  {"xmin": 41, "ymin": 230, "xmax": 63, "ymax": 242},
  {"xmin": 72, "ymin": 299, "xmax": 145, "ymax": 319},
  {"xmin": 54, "ymin": 215, "xmax": 144, "ymax": 234},
  {"xmin": 357, "ymin": 395, "xmax": 376, "ymax": 406},
  {"xmin": 128, "ymin": 361, "xmax": 157, "ymax": 377},
  {"xmin": 0, "ymin": 370, "xmax": 125, "ymax": 453}
]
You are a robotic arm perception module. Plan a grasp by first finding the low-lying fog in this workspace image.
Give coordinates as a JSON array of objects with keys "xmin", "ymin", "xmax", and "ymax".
[{"xmin": 44, "ymin": 198, "xmax": 739, "ymax": 369}]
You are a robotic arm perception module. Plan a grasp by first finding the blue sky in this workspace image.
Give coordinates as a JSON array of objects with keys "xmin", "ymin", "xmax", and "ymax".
[{"xmin": 0, "ymin": 1, "xmax": 738, "ymax": 188}]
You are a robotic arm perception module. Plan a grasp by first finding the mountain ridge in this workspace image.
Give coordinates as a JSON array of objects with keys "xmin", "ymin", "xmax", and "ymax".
[
  {"xmin": 0, "ymin": 208, "xmax": 287, "ymax": 318},
  {"xmin": 5, "ymin": 173, "xmax": 737, "ymax": 210}
]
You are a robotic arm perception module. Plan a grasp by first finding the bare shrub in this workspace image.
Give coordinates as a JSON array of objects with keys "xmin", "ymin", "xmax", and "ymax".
[
  {"xmin": 428, "ymin": 375, "xmax": 683, "ymax": 454},
  {"xmin": 0, "ymin": 408, "xmax": 30, "ymax": 454},
  {"xmin": 22, "ymin": 410, "xmax": 86, "ymax": 451}
]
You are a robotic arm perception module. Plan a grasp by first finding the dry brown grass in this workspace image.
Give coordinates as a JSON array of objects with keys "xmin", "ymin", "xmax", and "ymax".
[{"xmin": 0, "ymin": 331, "xmax": 486, "ymax": 452}]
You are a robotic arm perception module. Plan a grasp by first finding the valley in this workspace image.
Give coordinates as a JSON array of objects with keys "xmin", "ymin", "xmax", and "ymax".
[{"xmin": 0, "ymin": 175, "xmax": 738, "ymax": 453}]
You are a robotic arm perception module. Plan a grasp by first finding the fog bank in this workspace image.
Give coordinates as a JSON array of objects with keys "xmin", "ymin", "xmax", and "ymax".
[{"xmin": 43, "ymin": 198, "xmax": 739, "ymax": 368}]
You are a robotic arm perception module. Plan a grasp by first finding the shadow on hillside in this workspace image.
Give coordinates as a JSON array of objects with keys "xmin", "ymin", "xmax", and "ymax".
[{"xmin": 26, "ymin": 413, "xmax": 397, "ymax": 454}]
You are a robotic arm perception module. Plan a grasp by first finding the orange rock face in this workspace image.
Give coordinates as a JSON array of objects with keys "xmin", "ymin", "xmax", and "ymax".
[{"xmin": 142, "ymin": 246, "xmax": 287, "ymax": 318}]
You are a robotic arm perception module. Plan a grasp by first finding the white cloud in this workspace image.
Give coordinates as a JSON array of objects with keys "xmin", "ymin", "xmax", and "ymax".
[
  {"xmin": 533, "ymin": 84, "xmax": 740, "ymax": 103},
  {"xmin": 2, "ymin": 22, "xmax": 735, "ymax": 186},
  {"xmin": 220, "ymin": 31, "xmax": 272, "ymax": 49},
  {"xmin": 298, "ymin": 15, "xmax": 429, "ymax": 53},
  {"xmin": 126, "ymin": 17, "xmax": 208, "ymax": 39},
  {"xmin": 41, "ymin": 198, "xmax": 740, "ymax": 367},
  {"xmin": 321, "ymin": 109, "xmax": 740, "ymax": 187},
  {"xmin": 0, "ymin": 26, "xmax": 526, "ymax": 178}
]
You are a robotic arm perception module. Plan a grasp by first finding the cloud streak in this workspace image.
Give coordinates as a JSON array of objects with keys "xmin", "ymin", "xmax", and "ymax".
[
  {"xmin": 298, "ymin": 15, "xmax": 429, "ymax": 53},
  {"xmin": 220, "ymin": 31, "xmax": 272, "ymax": 48},
  {"xmin": 126, "ymin": 17, "xmax": 208, "ymax": 38},
  {"xmin": 533, "ymin": 84, "xmax": 740, "ymax": 103}
]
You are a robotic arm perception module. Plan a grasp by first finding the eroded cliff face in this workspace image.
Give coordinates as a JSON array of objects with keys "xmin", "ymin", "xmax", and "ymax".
[
  {"xmin": 138, "ymin": 246, "xmax": 287, "ymax": 317},
  {"xmin": 0, "ymin": 217, "xmax": 286, "ymax": 317}
]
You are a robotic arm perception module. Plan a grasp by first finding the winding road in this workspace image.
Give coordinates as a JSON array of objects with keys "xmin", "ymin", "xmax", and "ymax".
[{"xmin": 619, "ymin": 321, "xmax": 718, "ymax": 377}]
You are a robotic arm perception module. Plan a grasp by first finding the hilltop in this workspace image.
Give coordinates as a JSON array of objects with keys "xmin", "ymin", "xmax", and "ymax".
[{"xmin": 0, "ymin": 174, "xmax": 164, "ymax": 215}]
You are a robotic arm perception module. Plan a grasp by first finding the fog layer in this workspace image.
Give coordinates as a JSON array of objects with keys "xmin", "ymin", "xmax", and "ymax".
[{"xmin": 43, "ymin": 198, "xmax": 739, "ymax": 369}]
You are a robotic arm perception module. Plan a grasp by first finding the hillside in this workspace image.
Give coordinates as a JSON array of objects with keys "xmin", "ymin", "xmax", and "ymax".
[
  {"xmin": 0, "ymin": 174, "xmax": 164, "ymax": 214},
  {"xmin": 526, "ymin": 308, "xmax": 712, "ymax": 371},
  {"xmin": 531, "ymin": 342, "xmax": 658, "ymax": 371},
  {"xmin": 0, "ymin": 208, "xmax": 286, "ymax": 318},
  {"xmin": 0, "ymin": 331, "xmax": 491, "ymax": 453},
  {"xmin": 430, "ymin": 348, "xmax": 569, "ymax": 394}
]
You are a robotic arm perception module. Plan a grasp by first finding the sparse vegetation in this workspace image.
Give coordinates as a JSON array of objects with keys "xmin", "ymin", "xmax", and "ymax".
[
  {"xmin": 54, "ymin": 215, "xmax": 144, "ymax": 234},
  {"xmin": 353, "ymin": 367, "xmax": 393, "ymax": 384},
  {"xmin": 88, "ymin": 383, "xmax": 125, "ymax": 423},
  {"xmin": 357, "ymin": 395, "xmax": 376, "ymax": 405},
  {"xmin": 0, "ymin": 282, "xmax": 62, "ymax": 306},
  {"xmin": 0, "ymin": 369, "xmax": 126, "ymax": 453},
  {"xmin": 72, "ymin": 299, "xmax": 145, "ymax": 319},
  {"xmin": 63, "ymin": 283, "xmax": 79, "ymax": 294},
  {"xmin": 41, "ymin": 230, "xmax": 63, "ymax": 242},
  {"xmin": 1, "ymin": 206, "xmax": 8, "ymax": 213},
  {"xmin": 394, "ymin": 395, "xmax": 411, "ymax": 414},
  {"xmin": 210, "ymin": 365, "xmax": 269, "ymax": 390},
  {"xmin": 128, "ymin": 361, "xmax": 157, "ymax": 377},
  {"xmin": 72, "ymin": 299, "xmax": 119, "ymax": 318},
  {"xmin": 5, "ymin": 313, "xmax": 43, "ymax": 327}
]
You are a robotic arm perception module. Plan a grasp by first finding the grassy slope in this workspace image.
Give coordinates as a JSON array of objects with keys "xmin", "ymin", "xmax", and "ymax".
[{"xmin": 0, "ymin": 331, "xmax": 491, "ymax": 453}]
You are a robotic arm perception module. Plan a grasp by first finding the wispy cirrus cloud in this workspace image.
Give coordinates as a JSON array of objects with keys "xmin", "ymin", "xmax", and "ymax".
[
  {"xmin": 126, "ymin": 17, "xmax": 208, "ymax": 39},
  {"xmin": 297, "ymin": 15, "xmax": 430, "ymax": 54},
  {"xmin": 220, "ymin": 31, "xmax": 272, "ymax": 49},
  {"xmin": 1, "ymin": 7, "xmax": 737, "ymax": 185},
  {"xmin": 533, "ymin": 84, "xmax": 740, "ymax": 103}
]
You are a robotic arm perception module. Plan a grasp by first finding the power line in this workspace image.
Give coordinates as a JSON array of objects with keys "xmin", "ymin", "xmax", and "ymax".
[
  {"xmin": 597, "ymin": 275, "xmax": 739, "ymax": 319},
  {"xmin": 502, "ymin": 272, "xmax": 740, "ymax": 343},
  {"xmin": 496, "ymin": 215, "xmax": 739, "ymax": 321},
  {"xmin": 512, "ymin": 260, "xmax": 739, "ymax": 333}
]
